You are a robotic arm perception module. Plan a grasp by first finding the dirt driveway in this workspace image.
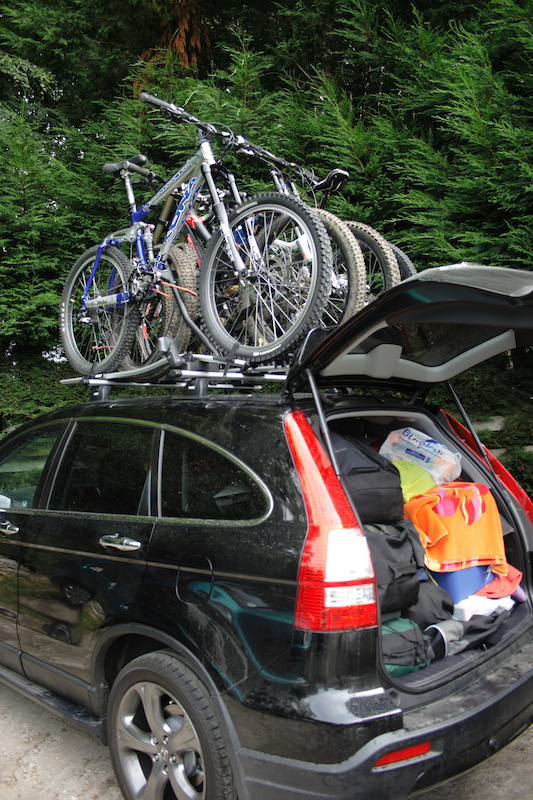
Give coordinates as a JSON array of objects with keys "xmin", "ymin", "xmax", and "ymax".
[{"xmin": 0, "ymin": 681, "xmax": 531, "ymax": 799}]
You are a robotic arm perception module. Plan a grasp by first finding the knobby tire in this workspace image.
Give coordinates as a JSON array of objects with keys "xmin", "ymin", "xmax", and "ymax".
[
  {"xmin": 313, "ymin": 208, "xmax": 366, "ymax": 326},
  {"xmin": 60, "ymin": 245, "xmax": 140, "ymax": 376},
  {"xmin": 198, "ymin": 193, "xmax": 332, "ymax": 364},
  {"xmin": 345, "ymin": 221, "xmax": 401, "ymax": 304}
]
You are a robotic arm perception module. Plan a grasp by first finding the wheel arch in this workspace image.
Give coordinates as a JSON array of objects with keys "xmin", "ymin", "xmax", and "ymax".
[{"xmin": 91, "ymin": 623, "xmax": 225, "ymax": 715}]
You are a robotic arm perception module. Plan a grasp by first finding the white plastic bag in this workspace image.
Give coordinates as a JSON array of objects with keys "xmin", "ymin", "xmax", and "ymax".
[
  {"xmin": 453, "ymin": 594, "xmax": 514, "ymax": 622},
  {"xmin": 379, "ymin": 427, "xmax": 461, "ymax": 485}
]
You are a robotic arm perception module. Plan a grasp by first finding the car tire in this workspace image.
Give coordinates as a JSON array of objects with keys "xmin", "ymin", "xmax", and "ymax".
[{"xmin": 108, "ymin": 650, "xmax": 235, "ymax": 800}]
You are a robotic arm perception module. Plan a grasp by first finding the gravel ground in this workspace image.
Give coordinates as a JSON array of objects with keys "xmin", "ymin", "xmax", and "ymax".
[
  {"xmin": 0, "ymin": 680, "xmax": 532, "ymax": 799},
  {"xmin": 0, "ymin": 684, "xmax": 121, "ymax": 800}
]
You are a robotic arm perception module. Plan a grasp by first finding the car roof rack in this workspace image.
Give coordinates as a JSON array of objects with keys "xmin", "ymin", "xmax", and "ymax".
[{"xmin": 61, "ymin": 340, "xmax": 289, "ymax": 401}]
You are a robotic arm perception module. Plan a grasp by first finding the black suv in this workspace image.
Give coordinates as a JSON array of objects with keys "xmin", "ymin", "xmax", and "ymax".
[{"xmin": 0, "ymin": 265, "xmax": 532, "ymax": 800}]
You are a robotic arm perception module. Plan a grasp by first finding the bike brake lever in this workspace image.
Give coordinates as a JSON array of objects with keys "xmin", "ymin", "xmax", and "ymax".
[{"xmin": 146, "ymin": 172, "xmax": 166, "ymax": 187}]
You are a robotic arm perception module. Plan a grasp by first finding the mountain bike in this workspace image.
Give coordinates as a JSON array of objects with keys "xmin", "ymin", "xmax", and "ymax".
[
  {"xmin": 59, "ymin": 94, "xmax": 333, "ymax": 375},
  {"xmin": 223, "ymin": 132, "xmax": 401, "ymax": 311},
  {"xmin": 126, "ymin": 129, "xmax": 368, "ymax": 377},
  {"xmin": 176, "ymin": 134, "xmax": 366, "ymax": 329}
]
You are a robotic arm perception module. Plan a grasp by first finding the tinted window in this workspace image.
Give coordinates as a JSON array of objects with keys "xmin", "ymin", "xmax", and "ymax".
[
  {"xmin": 49, "ymin": 421, "xmax": 155, "ymax": 516},
  {"xmin": 0, "ymin": 425, "xmax": 63, "ymax": 509},
  {"xmin": 161, "ymin": 431, "xmax": 269, "ymax": 520},
  {"xmin": 356, "ymin": 323, "xmax": 507, "ymax": 367}
]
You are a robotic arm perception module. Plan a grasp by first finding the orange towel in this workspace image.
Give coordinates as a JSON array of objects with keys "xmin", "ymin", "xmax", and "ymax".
[{"xmin": 404, "ymin": 482, "xmax": 507, "ymax": 576}]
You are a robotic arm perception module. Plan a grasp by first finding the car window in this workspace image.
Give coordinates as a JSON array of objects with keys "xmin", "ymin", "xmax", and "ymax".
[
  {"xmin": 350, "ymin": 322, "xmax": 508, "ymax": 367},
  {"xmin": 49, "ymin": 421, "xmax": 155, "ymax": 516},
  {"xmin": 161, "ymin": 430, "xmax": 269, "ymax": 521},
  {"xmin": 0, "ymin": 425, "xmax": 64, "ymax": 509}
]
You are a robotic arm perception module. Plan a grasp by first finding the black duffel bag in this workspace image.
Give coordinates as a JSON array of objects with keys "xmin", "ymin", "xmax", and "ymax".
[
  {"xmin": 403, "ymin": 576, "xmax": 454, "ymax": 630},
  {"xmin": 382, "ymin": 616, "xmax": 432, "ymax": 676},
  {"xmin": 330, "ymin": 430, "xmax": 404, "ymax": 524},
  {"xmin": 364, "ymin": 519, "xmax": 426, "ymax": 614}
]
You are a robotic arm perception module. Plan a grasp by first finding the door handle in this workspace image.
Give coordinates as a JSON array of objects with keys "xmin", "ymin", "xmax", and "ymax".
[
  {"xmin": 0, "ymin": 521, "xmax": 19, "ymax": 536},
  {"xmin": 99, "ymin": 533, "xmax": 142, "ymax": 551}
]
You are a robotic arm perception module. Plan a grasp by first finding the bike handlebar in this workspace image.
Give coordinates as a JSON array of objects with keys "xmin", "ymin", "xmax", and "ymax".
[
  {"xmin": 226, "ymin": 135, "xmax": 349, "ymax": 194},
  {"xmin": 140, "ymin": 92, "xmax": 217, "ymax": 135},
  {"xmin": 140, "ymin": 92, "xmax": 178, "ymax": 113},
  {"xmin": 139, "ymin": 92, "xmax": 349, "ymax": 194},
  {"xmin": 222, "ymin": 132, "xmax": 303, "ymax": 173},
  {"xmin": 102, "ymin": 159, "xmax": 153, "ymax": 179}
]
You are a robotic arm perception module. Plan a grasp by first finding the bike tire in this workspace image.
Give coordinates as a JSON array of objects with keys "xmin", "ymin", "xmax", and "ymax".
[
  {"xmin": 120, "ymin": 243, "xmax": 198, "ymax": 379},
  {"xmin": 388, "ymin": 242, "xmax": 417, "ymax": 279},
  {"xmin": 199, "ymin": 192, "xmax": 332, "ymax": 364},
  {"xmin": 313, "ymin": 208, "xmax": 366, "ymax": 326},
  {"xmin": 60, "ymin": 245, "xmax": 140, "ymax": 376},
  {"xmin": 345, "ymin": 221, "xmax": 401, "ymax": 303}
]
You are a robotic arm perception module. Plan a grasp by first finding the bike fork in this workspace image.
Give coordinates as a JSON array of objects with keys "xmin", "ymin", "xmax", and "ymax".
[{"xmin": 81, "ymin": 243, "xmax": 129, "ymax": 311}]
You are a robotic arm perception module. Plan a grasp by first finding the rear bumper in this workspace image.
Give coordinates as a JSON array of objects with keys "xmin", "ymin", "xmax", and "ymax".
[{"xmin": 235, "ymin": 634, "xmax": 533, "ymax": 800}]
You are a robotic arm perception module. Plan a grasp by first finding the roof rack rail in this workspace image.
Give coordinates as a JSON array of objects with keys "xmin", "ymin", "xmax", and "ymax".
[{"xmin": 60, "ymin": 339, "xmax": 289, "ymax": 401}]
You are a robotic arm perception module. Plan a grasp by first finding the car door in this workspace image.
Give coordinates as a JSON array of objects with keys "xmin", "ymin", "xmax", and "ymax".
[
  {"xmin": 287, "ymin": 264, "xmax": 533, "ymax": 394},
  {"xmin": 137, "ymin": 424, "xmax": 294, "ymax": 690},
  {"xmin": 0, "ymin": 422, "xmax": 66, "ymax": 673},
  {"xmin": 285, "ymin": 262, "xmax": 533, "ymax": 548},
  {"xmin": 16, "ymin": 417, "xmax": 157, "ymax": 701}
]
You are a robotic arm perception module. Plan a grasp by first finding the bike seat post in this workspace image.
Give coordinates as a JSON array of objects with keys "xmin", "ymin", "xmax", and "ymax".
[
  {"xmin": 319, "ymin": 190, "xmax": 330, "ymax": 209},
  {"xmin": 121, "ymin": 170, "xmax": 138, "ymax": 215}
]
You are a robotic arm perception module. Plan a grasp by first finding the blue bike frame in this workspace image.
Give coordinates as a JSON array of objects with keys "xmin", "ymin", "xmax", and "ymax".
[{"xmin": 82, "ymin": 136, "xmax": 247, "ymax": 313}]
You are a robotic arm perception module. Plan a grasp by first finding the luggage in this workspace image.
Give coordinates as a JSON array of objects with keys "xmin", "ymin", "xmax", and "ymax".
[
  {"xmin": 403, "ymin": 575, "xmax": 454, "ymax": 630},
  {"xmin": 381, "ymin": 616, "xmax": 432, "ymax": 676},
  {"xmin": 379, "ymin": 427, "xmax": 462, "ymax": 485},
  {"xmin": 330, "ymin": 430, "xmax": 404, "ymax": 524},
  {"xmin": 364, "ymin": 520, "xmax": 426, "ymax": 614},
  {"xmin": 327, "ymin": 423, "xmax": 516, "ymax": 675}
]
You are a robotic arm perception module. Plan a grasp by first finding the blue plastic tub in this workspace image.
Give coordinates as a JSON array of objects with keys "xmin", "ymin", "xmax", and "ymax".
[{"xmin": 430, "ymin": 565, "xmax": 494, "ymax": 603}]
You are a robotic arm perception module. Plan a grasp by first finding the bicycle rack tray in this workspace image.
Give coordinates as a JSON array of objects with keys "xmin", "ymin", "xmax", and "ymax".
[{"xmin": 60, "ymin": 338, "xmax": 289, "ymax": 401}]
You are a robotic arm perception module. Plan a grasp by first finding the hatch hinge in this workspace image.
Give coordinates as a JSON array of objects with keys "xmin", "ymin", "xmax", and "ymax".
[{"xmin": 407, "ymin": 386, "xmax": 430, "ymax": 405}]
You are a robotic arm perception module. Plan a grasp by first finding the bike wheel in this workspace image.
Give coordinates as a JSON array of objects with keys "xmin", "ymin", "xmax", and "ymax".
[
  {"xmin": 313, "ymin": 208, "xmax": 366, "ymax": 326},
  {"xmin": 60, "ymin": 244, "xmax": 140, "ymax": 375},
  {"xmin": 199, "ymin": 193, "xmax": 332, "ymax": 364},
  {"xmin": 345, "ymin": 221, "xmax": 401, "ymax": 304},
  {"xmin": 388, "ymin": 242, "xmax": 417, "ymax": 279},
  {"xmin": 120, "ymin": 243, "xmax": 198, "ymax": 378}
]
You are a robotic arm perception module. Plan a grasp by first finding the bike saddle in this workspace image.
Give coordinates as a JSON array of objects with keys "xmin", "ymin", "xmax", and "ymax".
[{"xmin": 312, "ymin": 168, "xmax": 349, "ymax": 194}]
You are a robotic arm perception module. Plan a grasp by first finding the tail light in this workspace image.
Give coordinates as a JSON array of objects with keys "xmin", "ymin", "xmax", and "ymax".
[{"xmin": 284, "ymin": 409, "xmax": 378, "ymax": 632}]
